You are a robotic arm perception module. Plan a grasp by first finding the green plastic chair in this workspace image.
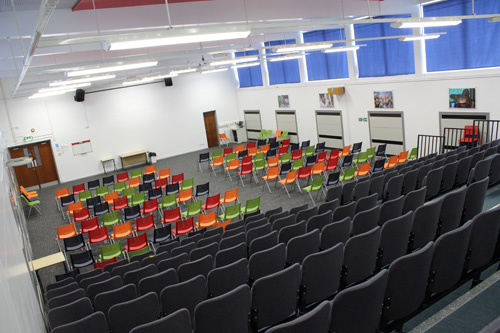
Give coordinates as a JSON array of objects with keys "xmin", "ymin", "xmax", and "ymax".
[
  {"xmin": 303, "ymin": 176, "xmax": 324, "ymax": 205},
  {"xmin": 159, "ymin": 194, "xmax": 178, "ymax": 211},
  {"xmin": 182, "ymin": 200, "xmax": 202, "ymax": 218},
  {"xmin": 113, "ymin": 181, "xmax": 127, "ymax": 193},
  {"xmin": 219, "ymin": 202, "xmax": 241, "ymax": 221},
  {"xmin": 210, "ymin": 150, "xmax": 222, "ymax": 161},
  {"xmin": 291, "ymin": 159, "xmax": 303, "ymax": 171},
  {"xmin": 353, "ymin": 151, "xmax": 369, "ymax": 165},
  {"xmin": 100, "ymin": 241, "xmax": 125, "ymax": 261},
  {"xmin": 280, "ymin": 153, "xmax": 291, "ymax": 164},
  {"xmin": 339, "ymin": 167, "xmax": 356, "ymax": 182},
  {"xmin": 128, "ymin": 246, "xmax": 151, "ymax": 260},
  {"xmin": 279, "ymin": 131, "xmax": 289, "ymax": 141},
  {"xmin": 265, "ymin": 130, "xmax": 273, "ymax": 138},
  {"xmin": 122, "ymin": 187, "xmax": 137, "ymax": 200},
  {"xmin": 181, "ymin": 178, "xmax": 194, "ymax": 191},
  {"xmin": 366, "ymin": 147, "xmax": 376, "ymax": 161},
  {"xmin": 130, "ymin": 168, "xmax": 143, "ymax": 178},
  {"xmin": 78, "ymin": 190, "xmax": 92, "ymax": 202},
  {"xmin": 131, "ymin": 192, "xmax": 146, "ymax": 206},
  {"xmin": 257, "ymin": 129, "xmax": 267, "ymax": 139},
  {"xmin": 304, "ymin": 146, "xmax": 315, "ymax": 157},
  {"xmin": 22, "ymin": 195, "xmax": 41, "ymax": 218},
  {"xmin": 102, "ymin": 211, "xmax": 121, "ymax": 227},
  {"xmin": 253, "ymin": 159, "xmax": 266, "ymax": 178},
  {"xmin": 241, "ymin": 196, "xmax": 261, "ymax": 215},
  {"xmin": 254, "ymin": 152, "xmax": 265, "ymax": 162},
  {"xmin": 408, "ymin": 147, "xmax": 418, "ymax": 160},
  {"xmin": 96, "ymin": 185, "xmax": 109, "ymax": 197},
  {"xmin": 224, "ymin": 153, "xmax": 236, "ymax": 164}
]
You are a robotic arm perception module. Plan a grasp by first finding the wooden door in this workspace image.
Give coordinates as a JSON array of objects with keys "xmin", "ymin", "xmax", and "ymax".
[
  {"xmin": 203, "ymin": 111, "xmax": 219, "ymax": 148},
  {"xmin": 9, "ymin": 140, "xmax": 59, "ymax": 188}
]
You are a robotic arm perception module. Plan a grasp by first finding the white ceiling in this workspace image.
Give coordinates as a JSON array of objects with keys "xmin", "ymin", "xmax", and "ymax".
[{"xmin": 0, "ymin": 0, "xmax": 488, "ymax": 98}]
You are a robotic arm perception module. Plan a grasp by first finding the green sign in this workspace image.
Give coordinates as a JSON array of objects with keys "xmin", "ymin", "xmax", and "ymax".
[{"xmin": 24, "ymin": 136, "xmax": 33, "ymax": 141}]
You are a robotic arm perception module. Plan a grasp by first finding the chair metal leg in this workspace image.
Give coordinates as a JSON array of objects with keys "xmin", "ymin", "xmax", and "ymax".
[
  {"xmin": 283, "ymin": 184, "xmax": 291, "ymax": 198},
  {"xmin": 309, "ymin": 192, "xmax": 316, "ymax": 205},
  {"xmin": 239, "ymin": 175, "xmax": 246, "ymax": 187}
]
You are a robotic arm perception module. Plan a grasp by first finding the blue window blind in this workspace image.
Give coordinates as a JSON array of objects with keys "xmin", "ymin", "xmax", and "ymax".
[
  {"xmin": 424, "ymin": 0, "xmax": 500, "ymax": 72},
  {"xmin": 354, "ymin": 15, "xmax": 415, "ymax": 77},
  {"xmin": 303, "ymin": 29, "xmax": 349, "ymax": 81},
  {"xmin": 235, "ymin": 50, "xmax": 263, "ymax": 88},
  {"xmin": 265, "ymin": 39, "xmax": 301, "ymax": 85}
]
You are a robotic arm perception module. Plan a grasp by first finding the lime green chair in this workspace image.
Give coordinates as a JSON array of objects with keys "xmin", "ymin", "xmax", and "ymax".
[
  {"xmin": 182, "ymin": 200, "xmax": 202, "ymax": 218},
  {"xmin": 113, "ymin": 181, "xmax": 127, "ymax": 193},
  {"xmin": 128, "ymin": 246, "xmax": 151, "ymax": 261},
  {"xmin": 241, "ymin": 196, "xmax": 260, "ymax": 215},
  {"xmin": 253, "ymin": 159, "xmax": 266, "ymax": 179},
  {"xmin": 303, "ymin": 176, "xmax": 324, "ymax": 205},
  {"xmin": 304, "ymin": 146, "xmax": 315, "ymax": 157},
  {"xmin": 122, "ymin": 187, "xmax": 136, "ymax": 200},
  {"xmin": 254, "ymin": 152, "xmax": 265, "ymax": 162},
  {"xmin": 291, "ymin": 159, "xmax": 303, "ymax": 171},
  {"xmin": 408, "ymin": 147, "xmax": 418, "ymax": 160},
  {"xmin": 100, "ymin": 241, "xmax": 125, "ymax": 261},
  {"xmin": 265, "ymin": 130, "xmax": 273, "ymax": 138},
  {"xmin": 353, "ymin": 151, "xmax": 369, "ymax": 165},
  {"xmin": 96, "ymin": 185, "xmax": 109, "ymax": 198},
  {"xmin": 224, "ymin": 152, "xmax": 236, "ymax": 164},
  {"xmin": 21, "ymin": 195, "xmax": 41, "ymax": 218},
  {"xmin": 279, "ymin": 152, "xmax": 291, "ymax": 164},
  {"xmin": 210, "ymin": 150, "xmax": 222, "ymax": 161},
  {"xmin": 219, "ymin": 202, "xmax": 241, "ymax": 221},
  {"xmin": 131, "ymin": 192, "xmax": 146, "ymax": 206},
  {"xmin": 181, "ymin": 178, "xmax": 194, "ymax": 191},
  {"xmin": 366, "ymin": 147, "xmax": 376, "ymax": 161},
  {"xmin": 130, "ymin": 168, "xmax": 143, "ymax": 178},
  {"xmin": 257, "ymin": 129, "xmax": 267, "ymax": 139},
  {"xmin": 278, "ymin": 131, "xmax": 289, "ymax": 141},
  {"xmin": 339, "ymin": 167, "xmax": 356, "ymax": 182},
  {"xmin": 159, "ymin": 194, "xmax": 178, "ymax": 211},
  {"xmin": 102, "ymin": 211, "xmax": 121, "ymax": 227},
  {"xmin": 78, "ymin": 190, "xmax": 92, "ymax": 202}
]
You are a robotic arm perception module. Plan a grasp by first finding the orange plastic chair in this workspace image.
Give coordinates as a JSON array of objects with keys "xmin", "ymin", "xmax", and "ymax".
[
  {"xmin": 275, "ymin": 130, "xmax": 282, "ymax": 139},
  {"xmin": 56, "ymin": 223, "xmax": 78, "ymax": 240},
  {"xmin": 80, "ymin": 217, "xmax": 99, "ymax": 234},
  {"xmin": 262, "ymin": 167, "xmax": 280, "ymax": 193},
  {"xmin": 265, "ymin": 156, "xmax": 280, "ymax": 169},
  {"xmin": 177, "ymin": 188, "xmax": 194, "ymax": 204},
  {"xmin": 310, "ymin": 162, "xmax": 325, "ymax": 178},
  {"xmin": 355, "ymin": 163, "xmax": 371, "ymax": 177},
  {"xmin": 111, "ymin": 221, "xmax": 134, "ymax": 240},
  {"xmin": 235, "ymin": 144, "xmax": 245, "ymax": 154},
  {"xmin": 278, "ymin": 170, "xmax": 299, "ymax": 198},
  {"xmin": 105, "ymin": 191, "xmax": 119, "ymax": 206},
  {"xmin": 219, "ymin": 133, "xmax": 231, "ymax": 146},
  {"xmin": 128, "ymin": 177, "xmax": 141, "ymax": 188},
  {"xmin": 220, "ymin": 188, "xmax": 239, "ymax": 211},
  {"xmin": 144, "ymin": 165, "xmax": 157, "ymax": 176},
  {"xmin": 397, "ymin": 151, "xmax": 409, "ymax": 164},
  {"xmin": 21, "ymin": 186, "xmax": 38, "ymax": 199},
  {"xmin": 339, "ymin": 146, "xmax": 351, "ymax": 158},
  {"xmin": 259, "ymin": 144, "xmax": 270, "ymax": 154},
  {"xmin": 225, "ymin": 159, "xmax": 240, "ymax": 182},
  {"xmin": 210, "ymin": 156, "xmax": 224, "ymax": 176},
  {"xmin": 214, "ymin": 218, "xmax": 232, "ymax": 231},
  {"xmin": 384, "ymin": 155, "xmax": 398, "ymax": 169},
  {"xmin": 158, "ymin": 168, "xmax": 171, "ymax": 181},
  {"xmin": 55, "ymin": 187, "xmax": 70, "ymax": 211},
  {"xmin": 135, "ymin": 214, "xmax": 156, "ymax": 232},
  {"xmin": 66, "ymin": 201, "xmax": 83, "ymax": 220},
  {"xmin": 248, "ymin": 147, "xmax": 258, "ymax": 157},
  {"xmin": 197, "ymin": 210, "xmax": 218, "ymax": 229}
]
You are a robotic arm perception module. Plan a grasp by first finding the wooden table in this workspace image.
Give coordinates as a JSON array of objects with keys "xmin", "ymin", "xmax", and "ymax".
[{"xmin": 119, "ymin": 150, "xmax": 148, "ymax": 169}]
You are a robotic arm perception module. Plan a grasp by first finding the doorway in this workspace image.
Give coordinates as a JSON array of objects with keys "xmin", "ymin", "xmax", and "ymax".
[
  {"xmin": 203, "ymin": 111, "xmax": 219, "ymax": 148},
  {"xmin": 9, "ymin": 140, "xmax": 59, "ymax": 189}
]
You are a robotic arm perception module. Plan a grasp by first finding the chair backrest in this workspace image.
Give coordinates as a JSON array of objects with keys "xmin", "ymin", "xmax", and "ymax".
[
  {"xmin": 123, "ymin": 264, "xmax": 157, "ymax": 288},
  {"xmin": 249, "ymin": 230, "xmax": 278, "ymax": 257},
  {"xmin": 248, "ymin": 243, "xmax": 286, "ymax": 284},
  {"xmin": 48, "ymin": 297, "xmax": 94, "ymax": 331},
  {"xmin": 86, "ymin": 275, "xmax": 123, "ymax": 304},
  {"xmin": 379, "ymin": 211, "xmax": 414, "ymax": 267},
  {"xmin": 378, "ymin": 195, "xmax": 404, "ymax": 226},
  {"xmin": 78, "ymin": 271, "xmax": 111, "ymax": 291},
  {"xmin": 246, "ymin": 223, "xmax": 272, "ymax": 245},
  {"xmin": 368, "ymin": 175, "xmax": 385, "ymax": 199},
  {"xmin": 108, "ymin": 292, "xmax": 159, "ymax": 333},
  {"xmin": 51, "ymin": 311, "xmax": 109, "ymax": 333},
  {"xmin": 178, "ymin": 255, "xmax": 214, "ymax": 282},
  {"xmin": 161, "ymin": 275, "xmax": 207, "ymax": 318},
  {"xmin": 286, "ymin": 229, "xmax": 320, "ymax": 266},
  {"xmin": 170, "ymin": 242, "xmax": 196, "ymax": 258},
  {"xmin": 278, "ymin": 220, "xmax": 306, "ymax": 244},
  {"xmin": 351, "ymin": 205, "xmax": 381, "ymax": 236},
  {"xmin": 190, "ymin": 242, "xmax": 219, "ymax": 261},
  {"xmin": 402, "ymin": 186, "xmax": 426, "ymax": 215},
  {"xmin": 332, "ymin": 201, "xmax": 356, "ymax": 222},
  {"xmin": 467, "ymin": 206, "xmax": 500, "ymax": 272},
  {"xmin": 330, "ymin": 269, "xmax": 388, "ymax": 333},
  {"xmin": 129, "ymin": 309, "xmax": 191, "ymax": 333},
  {"xmin": 267, "ymin": 300, "xmax": 331, "ymax": 333},
  {"xmin": 383, "ymin": 174, "xmax": 404, "ymax": 202},
  {"xmin": 462, "ymin": 176, "xmax": 489, "ymax": 224},
  {"xmin": 158, "ymin": 253, "xmax": 189, "ymax": 273},
  {"xmin": 320, "ymin": 217, "xmax": 351, "ymax": 250},
  {"xmin": 306, "ymin": 209, "xmax": 334, "ymax": 233},
  {"xmin": 410, "ymin": 199, "xmax": 442, "ymax": 252},
  {"xmin": 156, "ymin": 241, "xmax": 180, "ymax": 255},
  {"xmin": 207, "ymin": 258, "xmax": 249, "ymax": 298},
  {"xmin": 215, "ymin": 242, "xmax": 248, "ymax": 268},
  {"xmin": 295, "ymin": 205, "xmax": 318, "ymax": 224},
  {"xmin": 438, "ymin": 186, "xmax": 467, "ymax": 237},
  {"xmin": 343, "ymin": 226, "xmax": 381, "ymax": 286},
  {"xmin": 47, "ymin": 288, "xmax": 86, "ymax": 310}
]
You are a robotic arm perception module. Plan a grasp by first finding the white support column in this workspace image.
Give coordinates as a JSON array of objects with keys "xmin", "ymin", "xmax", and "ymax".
[
  {"xmin": 259, "ymin": 42, "xmax": 270, "ymax": 87},
  {"xmin": 297, "ymin": 33, "xmax": 308, "ymax": 83},
  {"xmin": 344, "ymin": 24, "xmax": 359, "ymax": 81},
  {"xmin": 413, "ymin": 10, "xmax": 427, "ymax": 76}
]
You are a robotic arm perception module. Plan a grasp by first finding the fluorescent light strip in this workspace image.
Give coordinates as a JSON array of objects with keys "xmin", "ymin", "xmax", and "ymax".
[
  {"xmin": 420, "ymin": 0, "xmax": 446, "ymax": 5},
  {"xmin": 210, "ymin": 56, "xmax": 258, "ymax": 66},
  {"xmin": 143, "ymin": 73, "xmax": 178, "ymax": 80},
  {"xmin": 399, "ymin": 34, "xmax": 441, "ymax": 41},
  {"xmin": 391, "ymin": 20, "xmax": 462, "ymax": 28},
  {"xmin": 489, "ymin": 17, "xmax": 500, "ymax": 23},
  {"xmin": 66, "ymin": 62, "xmax": 157, "ymax": 77},
  {"xmin": 122, "ymin": 78, "xmax": 155, "ymax": 86},
  {"xmin": 169, "ymin": 68, "xmax": 197, "ymax": 75},
  {"xmin": 322, "ymin": 46, "xmax": 360, "ymax": 53},
  {"xmin": 274, "ymin": 44, "xmax": 332, "ymax": 53},
  {"xmin": 39, "ymin": 82, "xmax": 91, "ymax": 93},
  {"xmin": 29, "ymin": 90, "xmax": 71, "ymax": 99},
  {"xmin": 50, "ymin": 75, "xmax": 116, "ymax": 87},
  {"xmin": 268, "ymin": 54, "xmax": 303, "ymax": 62},
  {"xmin": 231, "ymin": 62, "xmax": 261, "ymax": 69},
  {"xmin": 108, "ymin": 31, "xmax": 251, "ymax": 51},
  {"xmin": 201, "ymin": 68, "xmax": 229, "ymax": 74}
]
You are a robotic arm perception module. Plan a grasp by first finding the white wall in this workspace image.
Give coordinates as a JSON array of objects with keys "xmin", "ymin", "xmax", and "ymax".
[
  {"xmin": 236, "ymin": 68, "xmax": 500, "ymax": 151},
  {"xmin": 0, "ymin": 70, "xmax": 241, "ymax": 183}
]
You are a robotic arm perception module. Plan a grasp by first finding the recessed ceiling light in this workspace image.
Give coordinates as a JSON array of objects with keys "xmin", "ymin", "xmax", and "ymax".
[
  {"xmin": 322, "ymin": 46, "xmax": 360, "ymax": 53},
  {"xmin": 391, "ymin": 19, "xmax": 462, "ymax": 28},
  {"xmin": 66, "ymin": 62, "xmax": 158, "ymax": 77},
  {"xmin": 49, "ymin": 75, "xmax": 116, "ymax": 86}
]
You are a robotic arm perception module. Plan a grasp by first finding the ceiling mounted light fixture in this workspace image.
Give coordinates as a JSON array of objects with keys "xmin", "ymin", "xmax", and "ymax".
[
  {"xmin": 399, "ymin": 34, "xmax": 441, "ymax": 41},
  {"xmin": 50, "ymin": 75, "xmax": 116, "ymax": 86},
  {"xmin": 267, "ymin": 54, "xmax": 303, "ymax": 62},
  {"xmin": 122, "ymin": 78, "xmax": 155, "ymax": 86},
  {"xmin": 231, "ymin": 62, "xmax": 261, "ymax": 69},
  {"xmin": 489, "ymin": 17, "xmax": 500, "ymax": 22},
  {"xmin": 169, "ymin": 68, "xmax": 197, "ymax": 75},
  {"xmin": 273, "ymin": 43, "xmax": 333, "ymax": 53},
  {"xmin": 201, "ymin": 68, "xmax": 229, "ymax": 74},
  {"xmin": 66, "ymin": 62, "xmax": 158, "ymax": 77},
  {"xmin": 210, "ymin": 56, "xmax": 259, "ymax": 66},
  {"xmin": 106, "ymin": 31, "xmax": 251, "ymax": 51},
  {"xmin": 322, "ymin": 45, "xmax": 360, "ymax": 53},
  {"xmin": 39, "ymin": 82, "xmax": 91, "ymax": 93},
  {"xmin": 29, "ymin": 90, "xmax": 71, "ymax": 99},
  {"xmin": 391, "ymin": 19, "xmax": 462, "ymax": 28}
]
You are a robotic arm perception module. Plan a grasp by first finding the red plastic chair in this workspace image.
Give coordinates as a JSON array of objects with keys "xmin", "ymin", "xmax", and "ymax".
[
  {"xmin": 324, "ymin": 156, "xmax": 339, "ymax": 174},
  {"xmin": 238, "ymin": 163, "xmax": 254, "ymax": 187},
  {"xmin": 116, "ymin": 172, "xmax": 129, "ymax": 183},
  {"xmin": 94, "ymin": 257, "xmax": 117, "ymax": 271},
  {"xmin": 135, "ymin": 214, "xmax": 155, "ymax": 232},
  {"xmin": 316, "ymin": 151, "xmax": 327, "ymax": 164},
  {"xmin": 246, "ymin": 141, "xmax": 256, "ymax": 149},
  {"xmin": 328, "ymin": 149, "xmax": 340, "ymax": 160},
  {"xmin": 87, "ymin": 226, "xmax": 109, "ymax": 248},
  {"xmin": 171, "ymin": 173, "xmax": 184, "ymax": 185},
  {"xmin": 141, "ymin": 199, "xmax": 158, "ymax": 216},
  {"xmin": 73, "ymin": 207, "xmax": 91, "ymax": 223},
  {"xmin": 155, "ymin": 178, "xmax": 168, "ymax": 189},
  {"xmin": 291, "ymin": 149, "xmax": 303, "ymax": 161},
  {"xmin": 162, "ymin": 206, "xmax": 182, "ymax": 224},
  {"xmin": 278, "ymin": 146, "xmax": 289, "ymax": 157},
  {"xmin": 172, "ymin": 217, "xmax": 195, "ymax": 236},
  {"xmin": 459, "ymin": 125, "xmax": 480, "ymax": 144},
  {"xmin": 223, "ymin": 147, "xmax": 234, "ymax": 157},
  {"xmin": 80, "ymin": 217, "xmax": 99, "ymax": 233},
  {"xmin": 113, "ymin": 197, "xmax": 128, "ymax": 211},
  {"xmin": 125, "ymin": 232, "xmax": 149, "ymax": 252},
  {"xmin": 297, "ymin": 166, "xmax": 312, "ymax": 185},
  {"xmin": 202, "ymin": 193, "xmax": 221, "ymax": 212},
  {"xmin": 281, "ymin": 139, "xmax": 291, "ymax": 148},
  {"xmin": 72, "ymin": 183, "xmax": 85, "ymax": 195},
  {"xmin": 240, "ymin": 156, "xmax": 253, "ymax": 166}
]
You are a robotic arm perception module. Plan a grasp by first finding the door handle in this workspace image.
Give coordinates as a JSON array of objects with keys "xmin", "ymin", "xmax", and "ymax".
[{"xmin": 33, "ymin": 160, "xmax": 37, "ymax": 167}]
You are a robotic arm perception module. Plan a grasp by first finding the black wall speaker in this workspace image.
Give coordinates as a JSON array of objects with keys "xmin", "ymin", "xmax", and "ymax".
[
  {"xmin": 74, "ymin": 89, "xmax": 85, "ymax": 102},
  {"xmin": 164, "ymin": 78, "xmax": 173, "ymax": 86}
]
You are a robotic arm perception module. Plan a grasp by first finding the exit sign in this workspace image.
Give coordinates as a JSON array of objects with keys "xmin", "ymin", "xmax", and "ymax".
[{"xmin": 24, "ymin": 136, "xmax": 33, "ymax": 141}]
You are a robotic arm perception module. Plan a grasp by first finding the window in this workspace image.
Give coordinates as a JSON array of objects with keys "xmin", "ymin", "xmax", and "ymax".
[
  {"xmin": 354, "ymin": 15, "xmax": 415, "ymax": 77},
  {"xmin": 235, "ymin": 50, "xmax": 263, "ymax": 88},
  {"xmin": 424, "ymin": 0, "xmax": 500, "ymax": 72},
  {"xmin": 303, "ymin": 29, "xmax": 349, "ymax": 81},
  {"xmin": 265, "ymin": 39, "xmax": 301, "ymax": 85}
]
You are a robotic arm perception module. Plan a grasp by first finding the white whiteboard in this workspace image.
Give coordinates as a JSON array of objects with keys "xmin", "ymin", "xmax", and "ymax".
[
  {"xmin": 368, "ymin": 111, "xmax": 405, "ymax": 156},
  {"xmin": 276, "ymin": 110, "xmax": 298, "ymax": 143},
  {"xmin": 72, "ymin": 140, "xmax": 92, "ymax": 155},
  {"xmin": 244, "ymin": 110, "xmax": 262, "ymax": 141},
  {"xmin": 316, "ymin": 110, "xmax": 344, "ymax": 149}
]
